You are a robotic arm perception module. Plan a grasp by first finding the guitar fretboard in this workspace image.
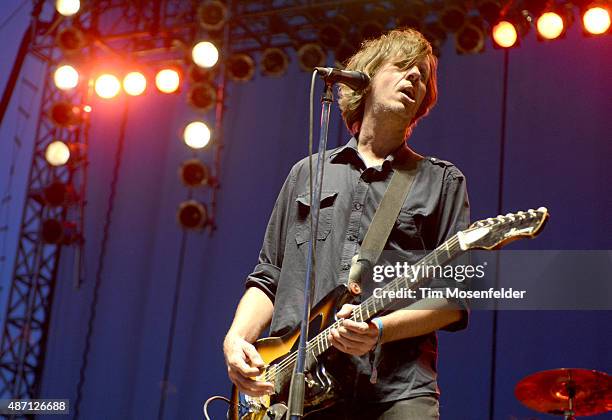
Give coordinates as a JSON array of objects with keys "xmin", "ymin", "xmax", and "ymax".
[{"xmin": 266, "ymin": 232, "xmax": 464, "ymax": 381}]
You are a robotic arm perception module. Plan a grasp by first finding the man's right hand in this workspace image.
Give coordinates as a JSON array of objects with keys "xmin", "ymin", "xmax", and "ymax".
[{"xmin": 223, "ymin": 333, "xmax": 275, "ymax": 397}]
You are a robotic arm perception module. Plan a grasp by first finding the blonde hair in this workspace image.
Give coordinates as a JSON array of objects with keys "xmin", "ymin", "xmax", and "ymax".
[{"xmin": 338, "ymin": 28, "xmax": 438, "ymax": 138}]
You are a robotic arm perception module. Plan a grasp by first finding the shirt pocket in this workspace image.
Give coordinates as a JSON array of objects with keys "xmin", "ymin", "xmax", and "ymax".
[
  {"xmin": 295, "ymin": 191, "xmax": 338, "ymax": 245},
  {"xmin": 389, "ymin": 209, "xmax": 426, "ymax": 252}
]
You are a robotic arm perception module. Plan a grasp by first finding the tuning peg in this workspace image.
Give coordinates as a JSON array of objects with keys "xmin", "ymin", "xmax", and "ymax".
[
  {"xmin": 505, "ymin": 213, "xmax": 516, "ymax": 221},
  {"xmin": 537, "ymin": 207, "xmax": 547, "ymax": 213}
]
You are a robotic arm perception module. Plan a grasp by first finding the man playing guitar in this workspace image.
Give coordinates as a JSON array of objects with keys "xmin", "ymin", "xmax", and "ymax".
[{"xmin": 223, "ymin": 28, "xmax": 470, "ymax": 419}]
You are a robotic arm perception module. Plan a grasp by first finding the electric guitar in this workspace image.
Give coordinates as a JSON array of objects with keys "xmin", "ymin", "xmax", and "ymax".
[{"xmin": 228, "ymin": 208, "xmax": 550, "ymax": 420}]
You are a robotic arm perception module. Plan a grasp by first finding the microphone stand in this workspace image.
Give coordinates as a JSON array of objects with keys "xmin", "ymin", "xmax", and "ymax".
[{"xmin": 286, "ymin": 81, "xmax": 334, "ymax": 420}]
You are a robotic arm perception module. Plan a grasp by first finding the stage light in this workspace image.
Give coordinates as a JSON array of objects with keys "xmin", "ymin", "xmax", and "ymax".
[
  {"xmin": 297, "ymin": 44, "xmax": 326, "ymax": 72},
  {"xmin": 318, "ymin": 23, "xmax": 345, "ymax": 49},
  {"xmin": 155, "ymin": 68, "xmax": 181, "ymax": 94},
  {"xmin": 476, "ymin": 0, "xmax": 502, "ymax": 23},
  {"xmin": 44, "ymin": 141, "xmax": 85, "ymax": 167},
  {"xmin": 492, "ymin": 21, "xmax": 519, "ymax": 48},
  {"xmin": 41, "ymin": 219, "xmax": 80, "ymax": 245},
  {"xmin": 227, "ymin": 54, "xmax": 255, "ymax": 82},
  {"xmin": 188, "ymin": 65, "xmax": 214, "ymax": 84},
  {"xmin": 36, "ymin": 181, "xmax": 77, "ymax": 207},
  {"xmin": 49, "ymin": 102, "xmax": 82, "ymax": 127},
  {"xmin": 94, "ymin": 74, "xmax": 121, "ymax": 99},
  {"xmin": 536, "ymin": 11, "xmax": 565, "ymax": 40},
  {"xmin": 183, "ymin": 121, "xmax": 211, "ymax": 149},
  {"xmin": 192, "ymin": 41, "xmax": 219, "ymax": 68},
  {"xmin": 188, "ymin": 83, "xmax": 216, "ymax": 112},
  {"xmin": 439, "ymin": 1, "xmax": 467, "ymax": 32},
  {"xmin": 56, "ymin": 0, "xmax": 80, "ymax": 17},
  {"xmin": 56, "ymin": 26, "xmax": 86, "ymax": 55},
  {"xmin": 395, "ymin": 0, "xmax": 428, "ymax": 30},
  {"xmin": 583, "ymin": 5, "xmax": 611, "ymax": 34},
  {"xmin": 455, "ymin": 19, "xmax": 485, "ymax": 54},
  {"xmin": 197, "ymin": 0, "xmax": 228, "ymax": 31},
  {"xmin": 53, "ymin": 65, "xmax": 79, "ymax": 90},
  {"xmin": 45, "ymin": 141, "xmax": 71, "ymax": 166},
  {"xmin": 179, "ymin": 159, "xmax": 210, "ymax": 187},
  {"xmin": 177, "ymin": 200, "xmax": 208, "ymax": 230},
  {"xmin": 260, "ymin": 48, "xmax": 289, "ymax": 77},
  {"xmin": 123, "ymin": 72, "xmax": 147, "ymax": 96},
  {"xmin": 334, "ymin": 42, "xmax": 357, "ymax": 67},
  {"xmin": 422, "ymin": 21, "xmax": 447, "ymax": 57}
]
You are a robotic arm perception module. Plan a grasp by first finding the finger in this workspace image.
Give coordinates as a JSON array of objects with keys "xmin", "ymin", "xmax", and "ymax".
[
  {"xmin": 229, "ymin": 371, "xmax": 274, "ymax": 396},
  {"xmin": 229, "ymin": 354, "xmax": 261, "ymax": 377},
  {"xmin": 331, "ymin": 328, "xmax": 363, "ymax": 347},
  {"xmin": 336, "ymin": 326, "xmax": 368, "ymax": 344},
  {"xmin": 329, "ymin": 332, "xmax": 368, "ymax": 356},
  {"xmin": 341, "ymin": 319, "xmax": 371, "ymax": 333},
  {"xmin": 243, "ymin": 344, "xmax": 265, "ymax": 368},
  {"xmin": 336, "ymin": 304, "xmax": 356, "ymax": 319}
]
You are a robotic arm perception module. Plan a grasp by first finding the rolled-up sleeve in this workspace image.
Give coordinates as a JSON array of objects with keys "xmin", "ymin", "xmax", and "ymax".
[{"xmin": 245, "ymin": 166, "xmax": 297, "ymax": 303}]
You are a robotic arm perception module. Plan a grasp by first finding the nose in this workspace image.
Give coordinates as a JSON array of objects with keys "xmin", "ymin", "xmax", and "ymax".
[{"xmin": 406, "ymin": 67, "xmax": 421, "ymax": 84}]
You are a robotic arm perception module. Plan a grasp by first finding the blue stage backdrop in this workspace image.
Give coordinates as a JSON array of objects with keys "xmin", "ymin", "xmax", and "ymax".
[{"xmin": 0, "ymin": 2, "xmax": 610, "ymax": 419}]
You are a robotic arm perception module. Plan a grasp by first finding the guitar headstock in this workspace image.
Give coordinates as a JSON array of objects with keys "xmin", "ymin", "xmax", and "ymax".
[{"xmin": 458, "ymin": 207, "xmax": 550, "ymax": 250}]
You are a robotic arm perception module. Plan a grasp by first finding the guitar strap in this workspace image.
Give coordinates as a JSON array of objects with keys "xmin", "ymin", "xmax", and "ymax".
[{"xmin": 347, "ymin": 156, "xmax": 419, "ymax": 296}]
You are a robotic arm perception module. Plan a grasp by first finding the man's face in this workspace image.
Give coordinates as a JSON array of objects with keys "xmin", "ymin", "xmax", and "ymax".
[{"xmin": 364, "ymin": 56, "xmax": 430, "ymax": 126}]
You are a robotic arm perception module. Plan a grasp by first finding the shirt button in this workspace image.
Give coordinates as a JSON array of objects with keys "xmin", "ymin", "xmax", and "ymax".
[
  {"xmin": 353, "ymin": 203, "xmax": 362, "ymax": 210},
  {"xmin": 341, "ymin": 263, "xmax": 350, "ymax": 271}
]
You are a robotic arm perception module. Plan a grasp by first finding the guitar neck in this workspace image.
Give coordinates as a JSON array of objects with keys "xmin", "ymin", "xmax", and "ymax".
[{"xmin": 307, "ymin": 232, "xmax": 464, "ymax": 359}]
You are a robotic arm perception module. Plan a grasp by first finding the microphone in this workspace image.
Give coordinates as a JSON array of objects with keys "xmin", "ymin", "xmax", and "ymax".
[{"xmin": 314, "ymin": 67, "xmax": 370, "ymax": 91}]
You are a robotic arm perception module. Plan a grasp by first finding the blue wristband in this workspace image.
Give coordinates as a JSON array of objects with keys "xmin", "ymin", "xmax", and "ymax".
[{"xmin": 372, "ymin": 317, "xmax": 383, "ymax": 343}]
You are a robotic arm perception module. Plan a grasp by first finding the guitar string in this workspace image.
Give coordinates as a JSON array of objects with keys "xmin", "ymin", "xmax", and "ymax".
[
  {"xmin": 262, "ymin": 213, "xmax": 538, "ymax": 382},
  {"xmin": 262, "ymin": 233, "xmax": 463, "ymax": 381}
]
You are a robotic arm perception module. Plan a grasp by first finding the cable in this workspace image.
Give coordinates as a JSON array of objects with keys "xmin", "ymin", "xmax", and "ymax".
[
  {"xmin": 202, "ymin": 395, "xmax": 237, "ymax": 420},
  {"xmin": 73, "ymin": 101, "xmax": 130, "ymax": 420},
  {"xmin": 156, "ymin": 225, "xmax": 189, "ymax": 420},
  {"xmin": 488, "ymin": 48, "xmax": 510, "ymax": 420}
]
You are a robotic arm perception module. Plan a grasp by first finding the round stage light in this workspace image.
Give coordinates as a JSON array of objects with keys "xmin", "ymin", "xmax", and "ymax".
[
  {"xmin": 297, "ymin": 44, "xmax": 326, "ymax": 72},
  {"xmin": 583, "ymin": 6, "xmax": 611, "ymax": 35},
  {"xmin": 188, "ymin": 83, "xmax": 217, "ymax": 113},
  {"xmin": 94, "ymin": 74, "xmax": 121, "ymax": 99},
  {"xmin": 42, "ymin": 182, "xmax": 76, "ymax": 207},
  {"xmin": 197, "ymin": 0, "xmax": 228, "ymax": 31},
  {"xmin": 227, "ymin": 54, "xmax": 255, "ymax": 82},
  {"xmin": 492, "ymin": 21, "xmax": 518, "ymax": 48},
  {"xmin": 155, "ymin": 68, "xmax": 181, "ymax": 94},
  {"xmin": 455, "ymin": 20, "xmax": 485, "ymax": 54},
  {"xmin": 537, "ymin": 12, "xmax": 565, "ymax": 40},
  {"xmin": 54, "ymin": 65, "xmax": 79, "ymax": 90},
  {"xmin": 439, "ymin": 1, "xmax": 467, "ymax": 32},
  {"xmin": 50, "ymin": 102, "xmax": 82, "ymax": 127},
  {"xmin": 177, "ymin": 200, "xmax": 208, "ymax": 230},
  {"xmin": 123, "ymin": 72, "xmax": 147, "ymax": 96},
  {"xmin": 318, "ymin": 23, "xmax": 345, "ymax": 49},
  {"xmin": 41, "ymin": 219, "xmax": 79, "ymax": 245},
  {"xmin": 45, "ymin": 141, "xmax": 71, "ymax": 166},
  {"xmin": 56, "ymin": 0, "xmax": 80, "ymax": 17},
  {"xmin": 57, "ymin": 26, "xmax": 86, "ymax": 55},
  {"xmin": 179, "ymin": 159, "xmax": 210, "ymax": 187},
  {"xmin": 260, "ymin": 48, "xmax": 289, "ymax": 77},
  {"xmin": 183, "ymin": 121, "xmax": 211, "ymax": 149},
  {"xmin": 192, "ymin": 41, "xmax": 219, "ymax": 68}
]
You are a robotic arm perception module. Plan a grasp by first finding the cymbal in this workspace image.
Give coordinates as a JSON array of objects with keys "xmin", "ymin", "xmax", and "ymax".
[{"xmin": 515, "ymin": 368, "xmax": 612, "ymax": 417}]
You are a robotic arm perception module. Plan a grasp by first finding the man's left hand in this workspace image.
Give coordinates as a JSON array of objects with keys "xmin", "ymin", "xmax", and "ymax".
[{"xmin": 329, "ymin": 304, "xmax": 380, "ymax": 356}]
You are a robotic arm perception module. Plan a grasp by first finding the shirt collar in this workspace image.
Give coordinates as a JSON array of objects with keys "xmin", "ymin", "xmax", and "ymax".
[{"xmin": 330, "ymin": 136, "xmax": 416, "ymax": 171}]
